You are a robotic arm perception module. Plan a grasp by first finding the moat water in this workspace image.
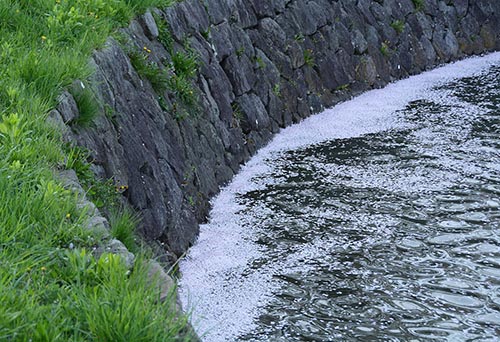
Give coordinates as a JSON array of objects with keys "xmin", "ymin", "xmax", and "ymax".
[{"xmin": 180, "ymin": 53, "xmax": 500, "ymax": 341}]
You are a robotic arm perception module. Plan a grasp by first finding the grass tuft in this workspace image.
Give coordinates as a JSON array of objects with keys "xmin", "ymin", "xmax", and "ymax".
[
  {"xmin": 129, "ymin": 50, "xmax": 169, "ymax": 93},
  {"xmin": 380, "ymin": 41, "xmax": 391, "ymax": 57},
  {"xmin": 168, "ymin": 75, "xmax": 197, "ymax": 108},
  {"xmin": 172, "ymin": 51, "xmax": 199, "ymax": 78},
  {"xmin": 109, "ymin": 207, "xmax": 140, "ymax": 253},
  {"xmin": 391, "ymin": 20, "xmax": 405, "ymax": 34},
  {"xmin": 71, "ymin": 83, "xmax": 101, "ymax": 126},
  {"xmin": 303, "ymin": 48, "xmax": 316, "ymax": 67},
  {"xmin": 412, "ymin": 0, "xmax": 424, "ymax": 11},
  {"xmin": 154, "ymin": 12, "xmax": 175, "ymax": 52}
]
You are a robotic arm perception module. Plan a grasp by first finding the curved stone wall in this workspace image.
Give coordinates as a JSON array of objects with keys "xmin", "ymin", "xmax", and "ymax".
[{"xmin": 52, "ymin": 0, "xmax": 500, "ymax": 261}]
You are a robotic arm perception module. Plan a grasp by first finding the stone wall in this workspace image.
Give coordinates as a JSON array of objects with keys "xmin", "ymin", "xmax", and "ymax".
[{"xmin": 52, "ymin": 0, "xmax": 500, "ymax": 261}]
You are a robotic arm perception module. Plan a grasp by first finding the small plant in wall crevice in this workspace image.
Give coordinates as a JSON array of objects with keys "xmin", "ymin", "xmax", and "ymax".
[
  {"xmin": 303, "ymin": 48, "xmax": 316, "ymax": 67},
  {"xmin": 412, "ymin": 0, "xmax": 424, "ymax": 11},
  {"xmin": 70, "ymin": 82, "xmax": 101, "ymax": 127},
  {"xmin": 380, "ymin": 41, "xmax": 392, "ymax": 57},
  {"xmin": 390, "ymin": 20, "xmax": 405, "ymax": 34}
]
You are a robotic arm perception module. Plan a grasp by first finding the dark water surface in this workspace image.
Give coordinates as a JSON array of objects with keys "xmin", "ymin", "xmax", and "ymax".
[
  {"xmin": 180, "ymin": 55, "xmax": 500, "ymax": 342},
  {"xmin": 238, "ymin": 67, "xmax": 500, "ymax": 341}
]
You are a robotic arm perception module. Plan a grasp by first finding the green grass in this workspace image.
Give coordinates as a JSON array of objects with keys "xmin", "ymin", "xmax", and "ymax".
[
  {"xmin": 109, "ymin": 207, "xmax": 140, "ymax": 253},
  {"xmin": 64, "ymin": 145, "xmax": 119, "ymax": 209},
  {"xmin": 123, "ymin": 27, "xmax": 199, "ymax": 115},
  {"xmin": 380, "ymin": 41, "xmax": 391, "ymax": 57},
  {"xmin": 129, "ymin": 50, "xmax": 169, "ymax": 93},
  {"xmin": 294, "ymin": 33, "xmax": 305, "ymax": 42},
  {"xmin": 254, "ymin": 56, "xmax": 266, "ymax": 69},
  {"xmin": 155, "ymin": 12, "xmax": 175, "ymax": 52},
  {"xmin": 412, "ymin": 0, "xmax": 424, "ymax": 11},
  {"xmin": 391, "ymin": 20, "xmax": 405, "ymax": 34},
  {"xmin": 303, "ymin": 48, "xmax": 315, "ymax": 67},
  {"xmin": 70, "ymin": 83, "xmax": 101, "ymax": 126},
  {"xmin": 167, "ymin": 75, "xmax": 197, "ymax": 108},
  {"xmin": 172, "ymin": 51, "xmax": 199, "ymax": 78},
  {"xmin": 0, "ymin": 0, "xmax": 193, "ymax": 340},
  {"xmin": 168, "ymin": 49, "xmax": 199, "ymax": 109},
  {"xmin": 272, "ymin": 83, "xmax": 281, "ymax": 97}
]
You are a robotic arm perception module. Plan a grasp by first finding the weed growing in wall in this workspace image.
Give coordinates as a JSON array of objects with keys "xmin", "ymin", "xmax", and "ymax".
[
  {"xmin": 151, "ymin": 12, "xmax": 201, "ymax": 117},
  {"xmin": 168, "ymin": 50, "xmax": 199, "ymax": 108},
  {"xmin": 236, "ymin": 47, "xmax": 245, "ymax": 57},
  {"xmin": 168, "ymin": 74, "xmax": 197, "ymax": 108},
  {"xmin": 304, "ymin": 49, "xmax": 316, "ymax": 67},
  {"xmin": 124, "ymin": 14, "xmax": 200, "ymax": 119},
  {"xmin": 391, "ymin": 20, "xmax": 405, "ymax": 34},
  {"xmin": 154, "ymin": 12, "xmax": 175, "ymax": 52},
  {"xmin": 412, "ymin": 0, "xmax": 424, "ymax": 11},
  {"xmin": 65, "ymin": 145, "xmax": 119, "ymax": 208},
  {"xmin": 231, "ymin": 102, "xmax": 244, "ymax": 127},
  {"xmin": 254, "ymin": 56, "xmax": 266, "ymax": 69},
  {"xmin": 70, "ymin": 82, "xmax": 101, "ymax": 126},
  {"xmin": 336, "ymin": 83, "xmax": 350, "ymax": 91},
  {"xmin": 171, "ymin": 50, "xmax": 199, "ymax": 78},
  {"xmin": 272, "ymin": 83, "xmax": 282, "ymax": 97},
  {"xmin": 294, "ymin": 33, "xmax": 305, "ymax": 42},
  {"xmin": 129, "ymin": 50, "xmax": 169, "ymax": 93},
  {"xmin": 380, "ymin": 41, "xmax": 391, "ymax": 57}
]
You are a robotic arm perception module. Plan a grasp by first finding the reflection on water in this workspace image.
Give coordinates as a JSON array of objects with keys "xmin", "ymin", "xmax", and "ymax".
[
  {"xmin": 179, "ymin": 56, "xmax": 500, "ymax": 342},
  {"xmin": 238, "ymin": 66, "xmax": 500, "ymax": 341}
]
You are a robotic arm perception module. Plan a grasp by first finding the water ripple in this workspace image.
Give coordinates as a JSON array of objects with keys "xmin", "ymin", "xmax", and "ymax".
[{"xmin": 180, "ymin": 54, "xmax": 500, "ymax": 342}]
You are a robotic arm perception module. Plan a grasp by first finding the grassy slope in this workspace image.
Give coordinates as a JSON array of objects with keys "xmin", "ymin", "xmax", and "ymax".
[{"xmin": 0, "ymin": 0, "xmax": 191, "ymax": 340}]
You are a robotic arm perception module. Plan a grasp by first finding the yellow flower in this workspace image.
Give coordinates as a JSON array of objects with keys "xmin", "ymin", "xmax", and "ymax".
[
  {"xmin": 116, "ymin": 185, "xmax": 129, "ymax": 193},
  {"xmin": 41, "ymin": 35, "xmax": 47, "ymax": 41},
  {"xmin": 66, "ymin": 213, "xmax": 71, "ymax": 219},
  {"xmin": 41, "ymin": 266, "xmax": 47, "ymax": 271},
  {"xmin": 143, "ymin": 46, "xmax": 152, "ymax": 53}
]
